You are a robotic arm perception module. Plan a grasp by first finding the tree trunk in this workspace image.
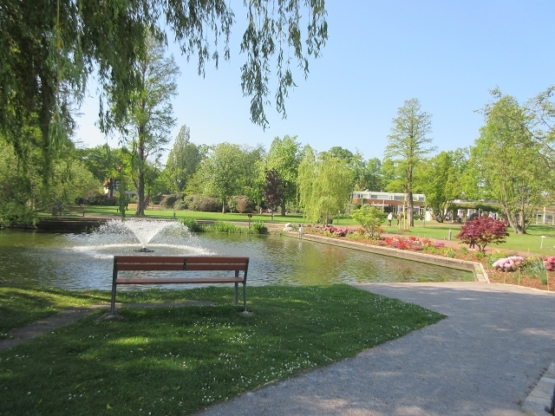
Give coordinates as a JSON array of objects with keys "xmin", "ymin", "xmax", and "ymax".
[
  {"xmin": 280, "ymin": 203, "xmax": 286, "ymax": 216},
  {"xmin": 136, "ymin": 136, "xmax": 146, "ymax": 216},
  {"xmin": 108, "ymin": 178, "xmax": 114, "ymax": 198},
  {"xmin": 407, "ymin": 191, "xmax": 414, "ymax": 227},
  {"xmin": 137, "ymin": 170, "xmax": 145, "ymax": 216},
  {"xmin": 501, "ymin": 204, "xmax": 523, "ymax": 234}
]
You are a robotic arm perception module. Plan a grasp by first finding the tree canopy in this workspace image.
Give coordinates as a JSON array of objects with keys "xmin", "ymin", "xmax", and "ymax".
[
  {"xmin": 297, "ymin": 147, "xmax": 353, "ymax": 224},
  {"xmin": 0, "ymin": 0, "xmax": 328, "ymax": 175},
  {"xmin": 471, "ymin": 93, "xmax": 546, "ymax": 234},
  {"xmin": 384, "ymin": 98, "xmax": 435, "ymax": 227}
]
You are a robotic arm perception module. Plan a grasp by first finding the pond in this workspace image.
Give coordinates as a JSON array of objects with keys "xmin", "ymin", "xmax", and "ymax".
[{"xmin": 0, "ymin": 220, "xmax": 473, "ymax": 290}]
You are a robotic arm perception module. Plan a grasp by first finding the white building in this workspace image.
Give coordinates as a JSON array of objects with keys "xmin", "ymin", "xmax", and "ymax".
[{"xmin": 351, "ymin": 191, "xmax": 426, "ymax": 216}]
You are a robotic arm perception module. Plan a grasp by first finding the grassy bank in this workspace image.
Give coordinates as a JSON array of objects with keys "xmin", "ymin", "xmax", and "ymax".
[{"xmin": 0, "ymin": 285, "xmax": 443, "ymax": 415}]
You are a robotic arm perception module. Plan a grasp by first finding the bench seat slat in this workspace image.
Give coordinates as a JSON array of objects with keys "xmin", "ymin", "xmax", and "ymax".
[{"xmin": 116, "ymin": 264, "xmax": 185, "ymax": 271}]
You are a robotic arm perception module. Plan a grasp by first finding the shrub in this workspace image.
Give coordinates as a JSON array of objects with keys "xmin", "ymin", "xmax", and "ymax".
[
  {"xmin": 186, "ymin": 195, "xmax": 202, "ymax": 211},
  {"xmin": 182, "ymin": 218, "xmax": 202, "ymax": 233},
  {"xmin": 234, "ymin": 197, "xmax": 254, "ymax": 213},
  {"xmin": 251, "ymin": 222, "xmax": 267, "ymax": 234},
  {"xmin": 185, "ymin": 195, "xmax": 220, "ymax": 212},
  {"xmin": 487, "ymin": 251, "xmax": 508, "ymax": 267},
  {"xmin": 85, "ymin": 194, "xmax": 118, "ymax": 206},
  {"xmin": 0, "ymin": 202, "xmax": 37, "ymax": 226},
  {"xmin": 321, "ymin": 226, "xmax": 353, "ymax": 238},
  {"xmin": 475, "ymin": 251, "xmax": 486, "ymax": 260},
  {"xmin": 207, "ymin": 221, "xmax": 243, "ymax": 233},
  {"xmin": 173, "ymin": 201, "xmax": 187, "ymax": 210},
  {"xmin": 200, "ymin": 197, "xmax": 220, "ymax": 212},
  {"xmin": 521, "ymin": 257, "xmax": 547, "ymax": 281},
  {"xmin": 543, "ymin": 256, "xmax": 555, "ymax": 271},
  {"xmin": 160, "ymin": 194, "xmax": 182, "ymax": 208},
  {"xmin": 492, "ymin": 256, "xmax": 525, "ymax": 271},
  {"xmin": 456, "ymin": 216, "xmax": 509, "ymax": 253},
  {"xmin": 351, "ymin": 206, "xmax": 385, "ymax": 237}
]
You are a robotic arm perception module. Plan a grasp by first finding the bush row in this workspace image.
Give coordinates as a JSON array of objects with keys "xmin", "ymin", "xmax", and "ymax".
[{"xmin": 162, "ymin": 194, "xmax": 256, "ymax": 213}]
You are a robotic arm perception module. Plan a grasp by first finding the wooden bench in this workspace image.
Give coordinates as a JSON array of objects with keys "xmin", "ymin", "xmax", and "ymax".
[
  {"xmin": 65, "ymin": 206, "xmax": 85, "ymax": 217},
  {"xmin": 110, "ymin": 256, "xmax": 249, "ymax": 315},
  {"xmin": 52, "ymin": 206, "xmax": 85, "ymax": 216}
]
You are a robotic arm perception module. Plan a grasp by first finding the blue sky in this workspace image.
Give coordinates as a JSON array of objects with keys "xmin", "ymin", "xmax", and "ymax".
[{"xmin": 75, "ymin": 0, "xmax": 555, "ymax": 161}]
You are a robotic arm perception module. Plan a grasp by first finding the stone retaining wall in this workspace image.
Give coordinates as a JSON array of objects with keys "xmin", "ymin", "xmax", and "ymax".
[{"xmin": 292, "ymin": 232, "xmax": 489, "ymax": 283}]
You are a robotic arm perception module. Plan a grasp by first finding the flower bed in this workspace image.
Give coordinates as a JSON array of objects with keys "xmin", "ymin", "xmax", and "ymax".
[{"xmin": 304, "ymin": 225, "xmax": 554, "ymax": 292}]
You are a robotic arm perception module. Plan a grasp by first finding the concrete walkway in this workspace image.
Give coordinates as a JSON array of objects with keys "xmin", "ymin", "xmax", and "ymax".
[{"xmin": 197, "ymin": 282, "xmax": 555, "ymax": 416}]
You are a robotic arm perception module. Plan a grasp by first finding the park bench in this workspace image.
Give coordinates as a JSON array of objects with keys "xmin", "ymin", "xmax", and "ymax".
[
  {"xmin": 65, "ymin": 206, "xmax": 85, "ymax": 216},
  {"xmin": 110, "ymin": 256, "xmax": 249, "ymax": 315},
  {"xmin": 52, "ymin": 206, "xmax": 85, "ymax": 216}
]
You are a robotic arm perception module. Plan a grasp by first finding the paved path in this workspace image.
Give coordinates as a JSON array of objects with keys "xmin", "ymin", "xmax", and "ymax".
[
  {"xmin": 197, "ymin": 282, "xmax": 555, "ymax": 416},
  {"xmin": 0, "ymin": 306, "xmax": 102, "ymax": 352}
]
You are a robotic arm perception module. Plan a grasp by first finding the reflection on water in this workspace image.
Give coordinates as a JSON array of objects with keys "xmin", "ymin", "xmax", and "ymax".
[{"xmin": 0, "ymin": 229, "xmax": 473, "ymax": 290}]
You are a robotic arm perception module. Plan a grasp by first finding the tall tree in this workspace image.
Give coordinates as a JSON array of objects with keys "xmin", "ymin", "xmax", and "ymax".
[
  {"xmin": 263, "ymin": 169, "xmax": 287, "ymax": 221},
  {"xmin": 164, "ymin": 125, "xmax": 203, "ymax": 193},
  {"xmin": 358, "ymin": 157, "xmax": 383, "ymax": 191},
  {"xmin": 471, "ymin": 94, "xmax": 545, "ymax": 234},
  {"xmin": 297, "ymin": 147, "xmax": 353, "ymax": 224},
  {"xmin": 77, "ymin": 144, "xmax": 125, "ymax": 197},
  {"xmin": 384, "ymin": 98, "xmax": 435, "ymax": 227},
  {"xmin": 108, "ymin": 32, "xmax": 179, "ymax": 215},
  {"xmin": 0, "ymin": 0, "xmax": 327, "ymax": 174},
  {"xmin": 417, "ymin": 150, "xmax": 467, "ymax": 223},
  {"xmin": 265, "ymin": 135, "xmax": 301, "ymax": 215},
  {"xmin": 200, "ymin": 143, "xmax": 246, "ymax": 213},
  {"xmin": 238, "ymin": 145, "xmax": 266, "ymax": 211}
]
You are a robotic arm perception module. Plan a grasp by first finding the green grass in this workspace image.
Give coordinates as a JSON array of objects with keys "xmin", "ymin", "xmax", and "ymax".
[
  {"xmin": 0, "ymin": 285, "xmax": 444, "ymax": 415},
  {"xmin": 385, "ymin": 222, "xmax": 555, "ymax": 256},
  {"xmin": 0, "ymin": 286, "xmax": 106, "ymax": 336},
  {"xmin": 83, "ymin": 205, "xmax": 305, "ymax": 225}
]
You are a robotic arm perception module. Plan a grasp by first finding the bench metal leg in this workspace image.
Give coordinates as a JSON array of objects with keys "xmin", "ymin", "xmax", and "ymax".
[
  {"xmin": 234, "ymin": 282, "xmax": 238, "ymax": 306},
  {"xmin": 110, "ymin": 284, "xmax": 117, "ymax": 315},
  {"xmin": 242, "ymin": 283, "xmax": 247, "ymax": 312}
]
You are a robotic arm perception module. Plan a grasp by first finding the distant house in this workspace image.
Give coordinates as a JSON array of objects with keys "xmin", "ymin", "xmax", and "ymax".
[{"xmin": 351, "ymin": 191, "xmax": 426, "ymax": 216}]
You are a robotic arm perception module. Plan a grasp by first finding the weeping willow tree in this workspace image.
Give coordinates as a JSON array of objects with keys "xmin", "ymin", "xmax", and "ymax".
[
  {"xmin": 297, "ymin": 146, "xmax": 354, "ymax": 224},
  {"xmin": 0, "ymin": 0, "xmax": 328, "ymax": 172}
]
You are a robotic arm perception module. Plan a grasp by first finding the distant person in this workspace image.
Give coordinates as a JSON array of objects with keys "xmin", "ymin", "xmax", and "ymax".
[
  {"xmin": 397, "ymin": 214, "xmax": 401, "ymax": 225},
  {"xmin": 387, "ymin": 212, "xmax": 393, "ymax": 226}
]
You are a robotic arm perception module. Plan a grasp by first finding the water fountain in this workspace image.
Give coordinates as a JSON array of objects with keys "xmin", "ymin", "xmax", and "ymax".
[
  {"xmin": 78, "ymin": 219, "xmax": 208, "ymax": 256},
  {"xmin": 96, "ymin": 219, "xmax": 186, "ymax": 252}
]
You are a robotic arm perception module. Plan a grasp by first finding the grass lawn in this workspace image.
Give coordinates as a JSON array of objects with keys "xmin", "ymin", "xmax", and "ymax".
[
  {"xmin": 0, "ymin": 287, "xmax": 105, "ymax": 334},
  {"xmin": 379, "ymin": 222, "xmax": 555, "ymax": 256},
  {"xmin": 83, "ymin": 205, "xmax": 306, "ymax": 225},
  {"xmin": 0, "ymin": 285, "xmax": 444, "ymax": 415}
]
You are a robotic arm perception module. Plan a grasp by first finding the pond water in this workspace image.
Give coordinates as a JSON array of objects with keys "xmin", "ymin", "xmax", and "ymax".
[{"xmin": 0, "ymin": 220, "xmax": 473, "ymax": 290}]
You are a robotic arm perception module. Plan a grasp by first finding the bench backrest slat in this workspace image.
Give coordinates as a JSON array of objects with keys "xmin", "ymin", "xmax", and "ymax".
[
  {"xmin": 114, "ymin": 256, "xmax": 186, "ymax": 271},
  {"xmin": 184, "ymin": 257, "xmax": 248, "ymax": 271}
]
